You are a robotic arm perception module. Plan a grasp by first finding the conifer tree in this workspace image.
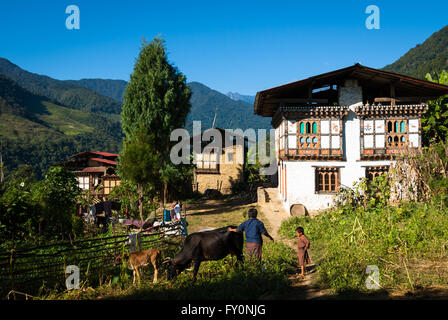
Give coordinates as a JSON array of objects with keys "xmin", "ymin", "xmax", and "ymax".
[{"xmin": 121, "ymin": 37, "xmax": 191, "ymax": 212}]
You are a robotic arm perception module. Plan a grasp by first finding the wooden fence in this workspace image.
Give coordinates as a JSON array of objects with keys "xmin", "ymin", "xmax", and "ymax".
[{"xmin": 0, "ymin": 221, "xmax": 185, "ymax": 299}]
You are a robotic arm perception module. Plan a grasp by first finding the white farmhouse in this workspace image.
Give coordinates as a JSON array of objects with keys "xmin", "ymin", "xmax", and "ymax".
[{"xmin": 254, "ymin": 64, "xmax": 448, "ymax": 213}]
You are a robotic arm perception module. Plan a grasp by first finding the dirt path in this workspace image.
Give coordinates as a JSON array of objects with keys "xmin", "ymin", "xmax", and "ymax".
[{"xmin": 257, "ymin": 188, "xmax": 331, "ymax": 299}]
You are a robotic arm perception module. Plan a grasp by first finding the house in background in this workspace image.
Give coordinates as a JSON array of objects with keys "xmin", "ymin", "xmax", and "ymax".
[
  {"xmin": 192, "ymin": 128, "xmax": 252, "ymax": 195},
  {"xmin": 56, "ymin": 151, "xmax": 121, "ymax": 200},
  {"xmin": 254, "ymin": 64, "xmax": 448, "ymax": 213}
]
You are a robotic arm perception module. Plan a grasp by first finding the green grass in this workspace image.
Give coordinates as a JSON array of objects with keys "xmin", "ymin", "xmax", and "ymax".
[
  {"xmin": 37, "ymin": 102, "xmax": 94, "ymax": 135},
  {"xmin": 43, "ymin": 241, "xmax": 297, "ymax": 300},
  {"xmin": 279, "ymin": 201, "xmax": 448, "ymax": 295}
]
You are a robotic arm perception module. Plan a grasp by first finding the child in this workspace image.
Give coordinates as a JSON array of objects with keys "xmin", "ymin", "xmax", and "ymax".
[{"xmin": 295, "ymin": 226, "xmax": 311, "ymax": 277}]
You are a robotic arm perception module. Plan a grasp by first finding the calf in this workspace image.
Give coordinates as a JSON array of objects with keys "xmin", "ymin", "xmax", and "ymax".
[
  {"xmin": 163, "ymin": 225, "xmax": 244, "ymax": 281},
  {"xmin": 127, "ymin": 248, "xmax": 161, "ymax": 284}
]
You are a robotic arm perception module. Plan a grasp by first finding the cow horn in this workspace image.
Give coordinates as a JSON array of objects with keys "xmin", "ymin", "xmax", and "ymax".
[{"xmin": 162, "ymin": 257, "xmax": 172, "ymax": 265}]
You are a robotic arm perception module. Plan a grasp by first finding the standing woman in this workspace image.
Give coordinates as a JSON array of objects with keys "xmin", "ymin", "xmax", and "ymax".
[{"xmin": 296, "ymin": 226, "xmax": 311, "ymax": 277}]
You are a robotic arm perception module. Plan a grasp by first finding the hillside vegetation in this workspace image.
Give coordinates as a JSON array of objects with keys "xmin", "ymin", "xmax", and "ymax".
[
  {"xmin": 383, "ymin": 25, "xmax": 448, "ymax": 79},
  {"xmin": 0, "ymin": 74, "xmax": 122, "ymax": 178},
  {"xmin": 279, "ymin": 142, "xmax": 448, "ymax": 296},
  {"xmin": 0, "ymin": 58, "xmax": 122, "ymax": 115}
]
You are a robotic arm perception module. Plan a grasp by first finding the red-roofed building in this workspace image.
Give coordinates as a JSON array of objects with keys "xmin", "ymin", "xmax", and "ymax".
[{"xmin": 55, "ymin": 151, "xmax": 121, "ymax": 199}]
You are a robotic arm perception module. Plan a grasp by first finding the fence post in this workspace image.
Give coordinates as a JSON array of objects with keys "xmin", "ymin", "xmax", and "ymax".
[{"xmin": 9, "ymin": 249, "xmax": 15, "ymax": 292}]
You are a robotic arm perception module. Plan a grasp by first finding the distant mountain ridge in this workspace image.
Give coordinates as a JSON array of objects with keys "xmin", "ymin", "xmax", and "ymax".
[
  {"xmin": 0, "ymin": 58, "xmax": 122, "ymax": 115},
  {"xmin": 226, "ymin": 92, "xmax": 255, "ymax": 104},
  {"xmin": 65, "ymin": 78, "xmax": 128, "ymax": 102},
  {"xmin": 69, "ymin": 77, "xmax": 270, "ymax": 132},
  {"xmin": 383, "ymin": 25, "xmax": 448, "ymax": 79},
  {"xmin": 0, "ymin": 73, "xmax": 122, "ymax": 178}
]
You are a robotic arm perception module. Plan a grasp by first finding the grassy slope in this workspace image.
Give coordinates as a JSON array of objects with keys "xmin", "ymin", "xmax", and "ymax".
[{"xmin": 279, "ymin": 202, "xmax": 448, "ymax": 297}]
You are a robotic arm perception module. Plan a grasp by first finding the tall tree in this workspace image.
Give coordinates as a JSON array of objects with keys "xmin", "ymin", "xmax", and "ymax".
[
  {"xmin": 422, "ymin": 70, "xmax": 448, "ymax": 145},
  {"xmin": 121, "ymin": 37, "xmax": 191, "ymax": 208},
  {"xmin": 118, "ymin": 128, "xmax": 159, "ymax": 221}
]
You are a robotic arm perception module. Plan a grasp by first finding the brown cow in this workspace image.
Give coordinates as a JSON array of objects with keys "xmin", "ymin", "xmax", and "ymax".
[{"xmin": 125, "ymin": 248, "xmax": 161, "ymax": 284}]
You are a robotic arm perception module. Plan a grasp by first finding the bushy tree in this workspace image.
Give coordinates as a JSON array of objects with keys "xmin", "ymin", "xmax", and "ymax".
[
  {"xmin": 118, "ymin": 128, "xmax": 160, "ymax": 221},
  {"xmin": 121, "ymin": 37, "xmax": 191, "ymax": 207},
  {"xmin": 422, "ymin": 70, "xmax": 448, "ymax": 145},
  {"xmin": 32, "ymin": 166, "xmax": 81, "ymax": 239},
  {"xmin": 0, "ymin": 179, "xmax": 39, "ymax": 242}
]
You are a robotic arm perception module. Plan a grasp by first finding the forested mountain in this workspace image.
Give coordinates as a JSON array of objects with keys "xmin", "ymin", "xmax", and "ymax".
[
  {"xmin": 66, "ymin": 78, "xmax": 128, "ymax": 102},
  {"xmin": 0, "ymin": 74, "xmax": 122, "ymax": 178},
  {"xmin": 71, "ymin": 78, "xmax": 271, "ymax": 132},
  {"xmin": 0, "ymin": 58, "xmax": 122, "ymax": 114},
  {"xmin": 186, "ymin": 82, "xmax": 270, "ymax": 132},
  {"xmin": 0, "ymin": 59, "xmax": 269, "ymax": 179},
  {"xmin": 383, "ymin": 25, "xmax": 448, "ymax": 79}
]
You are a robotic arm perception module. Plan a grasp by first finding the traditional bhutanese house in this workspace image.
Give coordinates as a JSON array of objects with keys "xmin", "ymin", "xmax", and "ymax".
[
  {"xmin": 192, "ymin": 128, "xmax": 252, "ymax": 195},
  {"xmin": 56, "ymin": 151, "xmax": 121, "ymax": 199},
  {"xmin": 254, "ymin": 64, "xmax": 448, "ymax": 213}
]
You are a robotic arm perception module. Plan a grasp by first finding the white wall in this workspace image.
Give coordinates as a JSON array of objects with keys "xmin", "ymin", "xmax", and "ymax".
[
  {"xmin": 277, "ymin": 79, "xmax": 395, "ymax": 213},
  {"xmin": 283, "ymin": 159, "xmax": 392, "ymax": 212}
]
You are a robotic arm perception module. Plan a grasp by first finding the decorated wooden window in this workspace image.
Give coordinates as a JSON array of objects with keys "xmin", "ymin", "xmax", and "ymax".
[
  {"xmin": 298, "ymin": 120, "xmax": 319, "ymax": 149},
  {"xmin": 320, "ymin": 120, "xmax": 340, "ymax": 149},
  {"xmin": 365, "ymin": 166, "xmax": 389, "ymax": 181},
  {"xmin": 363, "ymin": 119, "xmax": 385, "ymax": 149},
  {"xmin": 386, "ymin": 119, "xmax": 407, "ymax": 148},
  {"xmin": 315, "ymin": 167, "xmax": 340, "ymax": 193}
]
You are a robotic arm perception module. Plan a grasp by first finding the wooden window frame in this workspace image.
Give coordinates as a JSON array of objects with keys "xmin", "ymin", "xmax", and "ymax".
[
  {"xmin": 298, "ymin": 120, "xmax": 320, "ymax": 149},
  {"xmin": 365, "ymin": 166, "xmax": 389, "ymax": 181},
  {"xmin": 315, "ymin": 167, "xmax": 340, "ymax": 194},
  {"xmin": 195, "ymin": 150, "xmax": 220, "ymax": 174}
]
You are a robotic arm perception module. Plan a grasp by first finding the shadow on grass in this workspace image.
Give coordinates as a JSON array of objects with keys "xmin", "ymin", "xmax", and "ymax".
[{"xmin": 104, "ymin": 270, "xmax": 290, "ymax": 300}]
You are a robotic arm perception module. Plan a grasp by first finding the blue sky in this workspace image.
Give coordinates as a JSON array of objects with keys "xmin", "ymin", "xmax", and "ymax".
[{"xmin": 0, "ymin": 0, "xmax": 447, "ymax": 95}]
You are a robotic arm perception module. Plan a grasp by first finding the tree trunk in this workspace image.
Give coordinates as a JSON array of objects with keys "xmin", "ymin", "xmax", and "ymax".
[
  {"xmin": 163, "ymin": 183, "xmax": 168, "ymax": 207},
  {"xmin": 138, "ymin": 183, "xmax": 144, "ymax": 222}
]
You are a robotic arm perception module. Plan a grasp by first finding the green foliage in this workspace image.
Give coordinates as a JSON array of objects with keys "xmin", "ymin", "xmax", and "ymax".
[
  {"xmin": 0, "ymin": 166, "xmax": 82, "ymax": 242},
  {"xmin": 0, "ymin": 178, "xmax": 39, "ymax": 241},
  {"xmin": 32, "ymin": 166, "xmax": 82, "ymax": 239},
  {"xmin": 422, "ymin": 70, "xmax": 448, "ymax": 144},
  {"xmin": 121, "ymin": 37, "xmax": 192, "ymax": 204},
  {"xmin": 119, "ymin": 129, "xmax": 160, "ymax": 191}
]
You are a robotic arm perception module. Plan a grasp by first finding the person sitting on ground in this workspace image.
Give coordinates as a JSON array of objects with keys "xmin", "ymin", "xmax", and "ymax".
[
  {"xmin": 228, "ymin": 208, "xmax": 273, "ymax": 261},
  {"xmin": 295, "ymin": 226, "xmax": 311, "ymax": 277}
]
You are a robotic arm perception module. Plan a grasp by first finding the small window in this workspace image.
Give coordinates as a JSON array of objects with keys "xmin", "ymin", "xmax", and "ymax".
[
  {"xmin": 306, "ymin": 123, "xmax": 311, "ymax": 134},
  {"xmin": 400, "ymin": 121, "xmax": 406, "ymax": 133},
  {"xmin": 300, "ymin": 123, "xmax": 305, "ymax": 133},
  {"xmin": 312, "ymin": 122, "xmax": 318, "ymax": 134},
  {"xmin": 366, "ymin": 166, "xmax": 389, "ymax": 181},
  {"xmin": 227, "ymin": 152, "xmax": 234, "ymax": 163},
  {"xmin": 315, "ymin": 167, "xmax": 340, "ymax": 193}
]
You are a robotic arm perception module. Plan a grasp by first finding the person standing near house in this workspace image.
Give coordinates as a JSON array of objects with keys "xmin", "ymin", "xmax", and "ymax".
[
  {"xmin": 228, "ymin": 208, "xmax": 273, "ymax": 261},
  {"xmin": 173, "ymin": 202, "xmax": 181, "ymax": 220},
  {"xmin": 295, "ymin": 226, "xmax": 311, "ymax": 277}
]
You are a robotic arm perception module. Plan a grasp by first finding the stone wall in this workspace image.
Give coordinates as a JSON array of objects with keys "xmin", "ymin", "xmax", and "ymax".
[{"xmin": 194, "ymin": 144, "xmax": 245, "ymax": 195}]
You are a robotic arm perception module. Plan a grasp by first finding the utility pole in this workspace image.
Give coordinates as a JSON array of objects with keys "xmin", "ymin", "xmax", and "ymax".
[{"xmin": 211, "ymin": 106, "xmax": 218, "ymax": 129}]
